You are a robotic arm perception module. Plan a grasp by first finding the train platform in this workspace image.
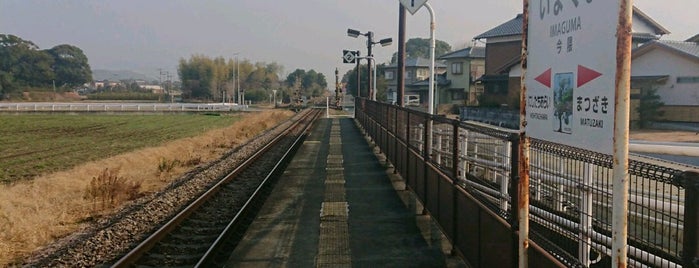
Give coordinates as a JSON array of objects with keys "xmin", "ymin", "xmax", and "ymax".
[{"xmin": 226, "ymin": 117, "xmax": 464, "ymax": 267}]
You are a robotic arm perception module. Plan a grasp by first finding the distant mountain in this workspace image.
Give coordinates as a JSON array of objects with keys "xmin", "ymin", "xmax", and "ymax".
[{"xmin": 92, "ymin": 69, "xmax": 159, "ymax": 82}]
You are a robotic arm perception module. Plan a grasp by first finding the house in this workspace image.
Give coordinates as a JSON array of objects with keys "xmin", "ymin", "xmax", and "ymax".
[
  {"xmin": 383, "ymin": 57, "xmax": 446, "ymax": 106},
  {"xmin": 473, "ymin": 7, "xmax": 670, "ymax": 109},
  {"xmin": 436, "ymin": 46, "xmax": 486, "ymax": 106},
  {"xmin": 142, "ymin": 84, "xmax": 164, "ymax": 94},
  {"xmin": 631, "ymin": 37, "xmax": 699, "ymax": 123}
]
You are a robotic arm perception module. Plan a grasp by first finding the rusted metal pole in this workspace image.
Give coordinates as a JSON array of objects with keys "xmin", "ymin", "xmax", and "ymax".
[
  {"xmin": 611, "ymin": 0, "xmax": 633, "ymax": 267},
  {"xmin": 356, "ymin": 51, "xmax": 361, "ymax": 99},
  {"xmin": 518, "ymin": 0, "xmax": 531, "ymax": 267},
  {"xmin": 425, "ymin": 2, "xmax": 436, "ymax": 115},
  {"xmin": 397, "ymin": 4, "xmax": 406, "ymax": 107}
]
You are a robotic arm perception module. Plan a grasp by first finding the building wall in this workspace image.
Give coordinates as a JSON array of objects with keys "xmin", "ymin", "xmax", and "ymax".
[
  {"xmin": 631, "ymin": 13, "xmax": 660, "ymax": 36},
  {"xmin": 468, "ymin": 60, "xmax": 486, "ymax": 105},
  {"xmin": 660, "ymin": 106, "xmax": 699, "ymax": 122},
  {"xmin": 485, "ymin": 41, "xmax": 521, "ymax": 75},
  {"xmin": 442, "ymin": 58, "xmax": 470, "ymax": 105},
  {"xmin": 632, "ymin": 49, "xmax": 699, "ymax": 106}
]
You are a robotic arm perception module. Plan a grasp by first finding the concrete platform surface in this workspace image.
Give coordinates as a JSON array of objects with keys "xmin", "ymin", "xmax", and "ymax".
[{"xmin": 226, "ymin": 118, "xmax": 454, "ymax": 267}]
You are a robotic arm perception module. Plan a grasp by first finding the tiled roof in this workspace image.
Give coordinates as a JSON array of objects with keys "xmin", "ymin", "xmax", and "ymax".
[
  {"xmin": 657, "ymin": 40, "xmax": 699, "ymax": 59},
  {"xmin": 474, "ymin": 6, "xmax": 668, "ymax": 40},
  {"xmin": 408, "ymin": 73, "xmax": 451, "ymax": 88},
  {"xmin": 387, "ymin": 57, "xmax": 446, "ymax": 68},
  {"xmin": 474, "ymin": 14, "xmax": 523, "ymax": 40},
  {"xmin": 686, "ymin": 34, "xmax": 699, "ymax": 43},
  {"xmin": 633, "ymin": 32, "xmax": 660, "ymax": 41},
  {"xmin": 437, "ymin": 46, "xmax": 486, "ymax": 60},
  {"xmin": 633, "ymin": 40, "xmax": 699, "ymax": 61}
]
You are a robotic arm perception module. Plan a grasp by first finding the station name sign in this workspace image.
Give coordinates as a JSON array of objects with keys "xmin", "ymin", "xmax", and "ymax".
[{"xmin": 526, "ymin": 0, "xmax": 620, "ymax": 154}]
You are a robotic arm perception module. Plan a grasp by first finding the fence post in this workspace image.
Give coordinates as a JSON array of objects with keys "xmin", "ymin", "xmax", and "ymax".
[
  {"xmin": 452, "ymin": 120, "xmax": 460, "ymax": 255},
  {"xmin": 459, "ymin": 129, "xmax": 467, "ymax": 181},
  {"xmin": 509, "ymin": 134, "xmax": 521, "ymax": 267},
  {"xmin": 394, "ymin": 107, "xmax": 399, "ymax": 174},
  {"xmin": 579, "ymin": 162, "xmax": 594, "ymax": 266},
  {"xmin": 500, "ymin": 141, "xmax": 512, "ymax": 212},
  {"xmin": 680, "ymin": 171, "xmax": 699, "ymax": 267},
  {"xmin": 423, "ymin": 114, "xmax": 432, "ymax": 214},
  {"xmin": 435, "ymin": 130, "xmax": 442, "ymax": 165}
]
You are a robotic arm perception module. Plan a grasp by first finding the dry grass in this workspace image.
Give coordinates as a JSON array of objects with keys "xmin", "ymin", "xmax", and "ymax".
[
  {"xmin": 0, "ymin": 110, "xmax": 293, "ymax": 265},
  {"xmin": 630, "ymin": 129, "xmax": 699, "ymax": 143}
]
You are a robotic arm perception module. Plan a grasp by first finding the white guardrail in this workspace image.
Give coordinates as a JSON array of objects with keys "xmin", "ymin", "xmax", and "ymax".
[{"xmin": 0, "ymin": 102, "xmax": 247, "ymax": 112}]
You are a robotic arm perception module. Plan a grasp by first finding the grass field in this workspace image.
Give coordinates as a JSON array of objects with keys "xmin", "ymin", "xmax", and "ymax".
[
  {"xmin": 0, "ymin": 110, "xmax": 293, "ymax": 264},
  {"xmin": 0, "ymin": 114, "xmax": 242, "ymax": 184}
]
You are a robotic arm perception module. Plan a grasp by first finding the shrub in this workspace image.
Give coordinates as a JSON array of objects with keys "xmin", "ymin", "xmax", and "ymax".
[
  {"xmin": 637, "ymin": 87, "xmax": 665, "ymax": 129},
  {"xmin": 83, "ymin": 168, "xmax": 141, "ymax": 212},
  {"xmin": 157, "ymin": 158, "xmax": 180, "ymax": 174}
]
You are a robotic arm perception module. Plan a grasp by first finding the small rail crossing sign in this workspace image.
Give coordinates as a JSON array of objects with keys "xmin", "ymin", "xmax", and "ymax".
[
  {"xmin": 342, "ymin": 50, "xmax": 357, "ymax": 64},
  {"xmin": 399, "ymin": 0, "xmax": 427, "ymax": 15}
]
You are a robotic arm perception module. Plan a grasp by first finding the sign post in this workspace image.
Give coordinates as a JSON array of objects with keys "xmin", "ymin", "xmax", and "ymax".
[{"xmin": 526, "ymin": 0, "xmax": 632, "ymax": 266}]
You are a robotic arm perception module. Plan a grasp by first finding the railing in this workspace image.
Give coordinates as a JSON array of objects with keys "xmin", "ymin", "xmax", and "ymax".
[
  {"xmin": 0, "ymin": 102, "xmax": 246, "ymax": 112},
  {"xmin": 459, "ymin": 106, "xmax": 519, "ymax": 129},
  {"xmin": 356, "ymin": 98, "xmax": 698, "ymax": 268}
]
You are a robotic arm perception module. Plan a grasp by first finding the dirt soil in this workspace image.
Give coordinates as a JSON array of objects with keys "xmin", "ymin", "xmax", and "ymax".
[{"xmin": 630, "ymin": 129, "xmax": 699, "ymax": 143}]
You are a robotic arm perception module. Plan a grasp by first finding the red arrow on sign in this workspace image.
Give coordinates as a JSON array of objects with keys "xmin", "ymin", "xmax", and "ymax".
[
  {"xmin": 577, "ymin": 65, "xmax": 602, "ymax": 87},
  {"xmin": 534, "ymin": 68, "xmax": 552, "ymax": 88}
]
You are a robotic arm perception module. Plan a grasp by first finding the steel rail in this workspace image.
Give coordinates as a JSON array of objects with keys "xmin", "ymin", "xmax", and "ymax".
[
  {"xmin": 112, "ymin": 109, "xmax": 320, "ymax": 267},
  {"xmin": 195, "ymin": 109, "xmax": 321, "ymax": 267}
]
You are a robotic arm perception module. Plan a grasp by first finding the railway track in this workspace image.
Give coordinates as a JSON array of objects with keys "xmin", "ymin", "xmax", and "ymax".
[
  {"xmin": 112, "ymin": 109, "xmax": 321, "ymax": 267},
  {"xmin": 20, "ymin": 109, "xmax": 321, "ymax": 267}
]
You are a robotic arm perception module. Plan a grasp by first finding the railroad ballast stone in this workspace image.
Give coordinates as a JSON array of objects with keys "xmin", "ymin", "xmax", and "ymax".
[{"xmin": 21, "ymin": 111, "xmax": 305, "ymax": 267}]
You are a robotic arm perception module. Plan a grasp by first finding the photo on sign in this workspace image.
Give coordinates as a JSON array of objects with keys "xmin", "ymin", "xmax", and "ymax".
[{"xmin": 552, "ymin": 72, "xmax": 574, "ymax": 134}]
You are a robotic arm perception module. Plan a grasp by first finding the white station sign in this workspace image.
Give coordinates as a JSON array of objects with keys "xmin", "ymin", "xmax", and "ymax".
[
  {"xmin": 399, "ymin": 0, "xmax": 427, "ymax": 15},
  {"xmin": 526, "ymin": 0, "xmax": 621, "ymax": 154}
]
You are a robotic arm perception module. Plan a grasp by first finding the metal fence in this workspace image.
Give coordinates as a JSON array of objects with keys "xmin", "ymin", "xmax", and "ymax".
[
  {"xmin": 356, "ymin": 98, "xmax": 698, "ymax": 268},
  {"xmin": 459, "ymin": 106, "xmax": 519, "ymax": 129},
  {"xmin": 0, "ymin": 102, "xmax": 246, "ymax": 112}
]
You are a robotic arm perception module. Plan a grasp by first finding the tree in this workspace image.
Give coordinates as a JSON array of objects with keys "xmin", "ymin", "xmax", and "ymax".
[
  {"xmin": 0, "ymin": 70, "xmax": 16, "ymax": 99},
  {"xmin": 178, "ymin": 55, "xmax": 292, "ymax": 102},
  {"xmin": 341, "ymin": 64, "xmax": 369, "ymax": 98},
  {"xmin": 285, "ymin": 69, "xmax": 327, "ymax": 98},
  {"xmin": 390, "ymin": 38, "xmax": 452, "ymax": 63},
  {"xmin": 178, "ymin": 55, "xmax": 214, "ymax": 99},
  {"xmin": 637, "ymin": 87, "xmax": 665, "ymax": 128},
  {"xmin": 0, "ymin": 34, "xmax": 55, "ymax": 88},
  {"xmin": 375, "ymin": 63, "xmax": 388, "ymax": 102},
  {"xmin": 46, "ymin": 44, "xmax": 92, "ymax": 88}
]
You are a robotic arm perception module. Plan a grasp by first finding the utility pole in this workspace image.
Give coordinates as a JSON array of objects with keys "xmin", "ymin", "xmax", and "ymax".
[
  {"xmin": 158, "ymin": 68, "xmax": 164, "ymax": 102},
  {"xmin": 397, "ymin": 4, "xmax": 406, "ymax": 107},
  {"xmin": 166, "ymin": 72, "xmax": 172, "ymax": 103},
  {"xmin": 366, "ymin": 31, "xmax": 374, "ymax": 100},
  {"xmin": 335, "ymin": 68, "xmax": 341, "ymax": 107},
  {"xmin": 356, "ymin": 51, "xmax": 361, "ymax": 98}
]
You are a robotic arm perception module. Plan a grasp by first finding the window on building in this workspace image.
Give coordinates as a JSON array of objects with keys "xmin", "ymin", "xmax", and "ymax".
[
  {"xmin": 452, "ymin": 90, "xmax": 465, "ymax": 100},
  {"xmin": 385, "ymin": 71, "xmax": 393, "ymax": 80},
  {"xmin": 485, "ymin": 81, "xmax": 508, "ymax": 95},
  {"xmin": 677, "ymin": 76, "xmax": 699, "ymax": 84},
  {"xmin": 451, "ymin": 62, "xmax": 463, "ymax": 74}
]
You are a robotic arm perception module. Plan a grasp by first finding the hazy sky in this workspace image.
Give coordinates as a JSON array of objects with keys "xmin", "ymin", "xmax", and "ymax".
[{"xmin": 1, "ymin": 0, "xmax": 696, "ymax": 82}]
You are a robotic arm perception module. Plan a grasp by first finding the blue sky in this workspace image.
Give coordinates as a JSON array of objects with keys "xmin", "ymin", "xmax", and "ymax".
[{"xmin": 1, "ymin": 0, "xmax": 696, "ymax": 82}]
